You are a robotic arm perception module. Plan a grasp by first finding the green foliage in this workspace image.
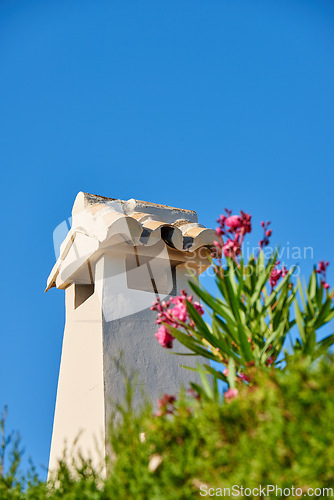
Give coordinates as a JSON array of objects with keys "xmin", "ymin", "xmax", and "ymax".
[
  {"xmin": 103, "ymin": 358, "xmax": 334, "ymax": 499},
  {"xmin": 2, "ymin": 359, "xmax": 334, "ymax": 499},
  {"xmin": 168, "ymin": 253, "xmax": 334, "ymax": 398}
]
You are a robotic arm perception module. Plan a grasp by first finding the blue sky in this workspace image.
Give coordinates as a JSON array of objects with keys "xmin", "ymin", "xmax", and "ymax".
[{"xmin": 1, "ymin": 0, "xmax": 333, "ymax": 477}]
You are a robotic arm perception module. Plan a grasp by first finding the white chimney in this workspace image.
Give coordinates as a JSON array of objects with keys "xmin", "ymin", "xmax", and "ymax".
[{"xmin": 46, "ymin": 192, "xmax": 214, "ymax": 472}]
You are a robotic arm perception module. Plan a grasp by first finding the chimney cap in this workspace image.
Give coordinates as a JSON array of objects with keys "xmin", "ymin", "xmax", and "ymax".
[{"xmin": 46, "ymin": 192, "xmax": 215, "ymax": 292}]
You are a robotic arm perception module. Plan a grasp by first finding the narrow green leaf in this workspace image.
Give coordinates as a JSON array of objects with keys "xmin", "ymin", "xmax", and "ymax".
[
  {"xmin": 190, "ymin": 382, "xmax": 210, "ymax": 401},
  {"xmin": 203, "ymin": 363, "xmax": 228, "ymax": 382},
  {"xmin": 294, "ymin": 299, "xmax": 306, "ymax": 344},
  {"xmin": 246, "ymin": 249, "xmax": 279, "ymax": 318},
  {"xmin": 312, "ymin": 298, "xmax": 334, "ymax": 330},
  {"xmin": 196, "ymin": 362, "xmax": 213, "ymax": 398},
  {"xmin": 186, "ymin": 300, "xmax": 211, "ymax": 338},
  {"xmin": 227, "ymin": 358, "xmax": 236, "ymax": 389},
  {"xmin": 189, "ymin": 281, "xmax": 235, "ymax": 324},
  {"xmin": 237, "ymin": 324, "xmax": 253, "ymax": 362},
  {"xmin": 308, "ymin": 269, "xmax": 317, "ymax": 301}
]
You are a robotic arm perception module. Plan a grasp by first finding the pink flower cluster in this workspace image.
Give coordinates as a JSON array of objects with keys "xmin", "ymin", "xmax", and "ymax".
[
  {"xmin": 269, "ymin": 261, "xmax": 288, "ymax": 290},
  {"xmin": 214, "ymin": 209, "xmax": 252, "ymax": 260},
  {"xmin": 259, "ymin": 220, "xmax": 272, "ymax": 249},
  {"xmin": 238, "ymin": 371, "xmax": 251, "ymax": 382},
  {"xmin": 316, "ymin": 260, "xmax": 330, "ymax": 290},
  {"xmin": 155, "ymin": 394, "xmax": 176, "ymax": 417},
  {"xmin": 224, "ymin": 387, "xmax": 239, "ymax": 401},
  {"xmin": 151, "ymin": 290, "xmax": 204, "ymax": 349},
  {"xmin": 154, "ymin": 325, "xmax": 174, "ymax": 349}
]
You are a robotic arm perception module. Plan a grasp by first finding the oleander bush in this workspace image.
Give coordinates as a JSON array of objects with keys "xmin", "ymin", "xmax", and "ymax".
[{"xmin": 151, "ymin": 209, "xmax": 334, "ymax": 401}]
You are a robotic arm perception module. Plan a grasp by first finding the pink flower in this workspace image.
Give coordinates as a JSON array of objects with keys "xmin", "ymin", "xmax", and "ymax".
[
  {"xmin": 214, "ymin": 209, "xmax": 252, "ymax": 262},
  {"xmin": 225, "ymin": 215, "xmax": 242, "ymax": 230},
  {"xmin": 193, "ymin": 301, "xmax": 204, "ymax": 316},
  {"xmin": 171, "ymin": 301, "xmax": 188, "ymax": 322},
  {"xmin": 269, "ymin": 261, "xmax": 289, "ymax": 290},
  {"xmin": 170, "ymin": 291, "xmax": 204, "ymax": 322},
  {"xmin": 188, "ymin": 388, "xmax": 201, "ymax": 400},
  {"xmin": 152, "ymin": 290, "xmax": 205, "ymax": 349},
  {"xmin": 217, "ymin": 214, "xmax": 227, "ymax": 225},
  {"xmin": 224, "ymin": 388, "xmax": 239, "ymax": 400},
  {"xmin": 156, "ymin": 393, "xmax": 176, "ymax": 416},
  {"xmin": 223, "ymin": 237, "xmax": 241, "ymax": 258},
  {"xmin": 155, "ymin": 325, "xmax": 174, "ymax": 349},
  {"xmin": 269, "ymin": 268, "xmax": 282, "ymax": 289},
  {"xmin": 282, "ymin": 266, "xmax": 288, "ymax": 278},
  {"xmin": 267, "ymin": 356, "xmax": 274, "ymax": 366},
  {"xmin": 316, "ymin": 260, "xmax": 329, "ymax": 273},
  {"xmin": 238, "ymin": 372, "xmax": 250, "ymax": 382},
  {"xmin": 223, "ymin": 368, "xmax": 229, "ymax": 376},
  {"xmin": 239, "ymin": 211, "xmax": 252, "ymax": 234},
  {"xmin": 316, "ymin": 261, "xmax": 331, "ymax": 290},
  {"xmin": 259, "ymin": 220, "xmax": 271, "ymax": 249}
]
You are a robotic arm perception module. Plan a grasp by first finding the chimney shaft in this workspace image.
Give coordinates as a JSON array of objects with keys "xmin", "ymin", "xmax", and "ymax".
[{"xmin": 47, "ymin": 193, "xmax": 214, "ymax": 472}]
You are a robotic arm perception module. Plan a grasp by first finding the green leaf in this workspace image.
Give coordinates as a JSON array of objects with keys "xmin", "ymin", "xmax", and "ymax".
[
  {"xmin": 167, "ymin": 322, "xmax": 240, "ymax": 363},
  {"xmin": 237, "ymin": 324, "xmax": 253, "ymax": 362},
  {"xmin": 189, "ymin": 282, "xmax": 234, "ymax": 323},
  {"xmin": 189, "ymin": 281, "xmax": 235, "ymax": 324},
  {"xmin": 297, "ymin": 277, "xmax": 307, "ymax": 310},
  {"xmin": 312, "ymin": 298, "xmax": 334, "ymax": 330},
  {"xmin": 189, "ymin": 382, "xmax": 210, "ymax": 401},
  {"xmin": 227, "ymin": 259, "xmax": 238, "ymax": 296},
  {"xmin": 166, "ymin": 325, "xmax": 219, "ymax": 361},
  {"xmin": 303, "ymin": 277, "xmax": 315, "ymax": 317},
  {"xmin": 202, "ymin": 363, "xmax": 228, "ymax": 382},
  {"xmin": 308, "ymin": 269, "xmax": 317, "ymax": 302},
  {"xmin": 315, "ymin": 275, "xmax": 324, "ymax": 307},
  {"xmin": 318, "ymin": 333, "xmax": 334, "ymax": 351},
  {"xmin": 246, "ymin": 249, "xmax": 279, "ymax": 318},
  {"xmin": 223, "ymin": 271, "xmax": 242, "ymax": 322},
  {"xmin": 303, "ymin": 327, "xmax": 316, "ymax": 356},
  {"xmin": 186, "ymin": 300, "xmax": 211, "ymax": 338},
  {"xmin": 196, "ymin": 362, "xmax": 214, "ymax": 399},
  {"xmin": 294, "ymin": 299, "xmax": 306, "ymax": 344},
  {"xmin": 233, "ymin": 256, "xmax": 244, "ymax": 296},
  {"xmin": 213, "ymin": 315, "xmax": 238, "ymax": 343},
  {"xmin": 227, "ymin": 358, "xmax": 236, "ymax": 389}
]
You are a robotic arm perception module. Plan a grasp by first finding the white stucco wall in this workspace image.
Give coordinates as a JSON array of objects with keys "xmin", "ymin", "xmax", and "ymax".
[
  {"xmin": 96, "ymin": 252, "xmax": 200, "ymax": 429},
  {"xmin": 48, "ymin": 284, "xmax": 105, "ymax": 473}
]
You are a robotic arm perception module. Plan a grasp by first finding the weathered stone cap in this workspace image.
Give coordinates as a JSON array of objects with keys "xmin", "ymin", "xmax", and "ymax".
[{"xmin": 46, "ymin": 192, "xmax": 215, "ymax": 291}]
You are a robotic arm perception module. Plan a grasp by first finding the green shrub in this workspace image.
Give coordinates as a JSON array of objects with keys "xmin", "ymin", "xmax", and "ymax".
[
  {"xmin": 1, "ymin": 360, "xmax": 334, "ymax": 499},
  {"xmin": 104, "ymin": 357, "xmax": 334, "ymax": 499}
]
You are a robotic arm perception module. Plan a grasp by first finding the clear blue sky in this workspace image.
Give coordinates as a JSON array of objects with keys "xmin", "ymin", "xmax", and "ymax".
[{"xmin": 1, "ymin": 0, "xmax": 333, "ymax": 477}]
